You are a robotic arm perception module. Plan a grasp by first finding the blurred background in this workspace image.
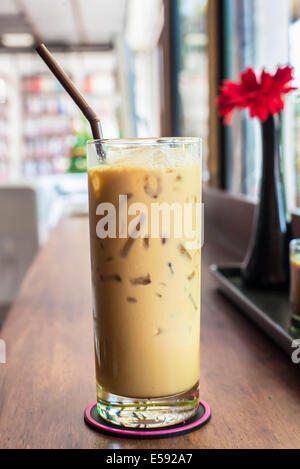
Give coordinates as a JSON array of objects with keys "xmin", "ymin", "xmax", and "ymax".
[{"xmin": 1, "ymin": 0, "xmax": 300, "ymax": 323}]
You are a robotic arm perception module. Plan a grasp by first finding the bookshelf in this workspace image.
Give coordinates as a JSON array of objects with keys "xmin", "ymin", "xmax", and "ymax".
[
  {"xmin": 0, "ymin": 75, "xmax": 10, "ymax": 181},
  {"xmin": 0, "ymin": 51, "xmax": 121, "ymax": 181},
  {"xmin": 21, "ymin": 73, "xmax": 77, "ymax": 177}
]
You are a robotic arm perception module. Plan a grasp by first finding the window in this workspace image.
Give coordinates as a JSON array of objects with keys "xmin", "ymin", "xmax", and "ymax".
[
  {"xmin": 290, "ymin": 0, "xmax": 300, "ymax": 208},
  {"xmin": 177, "ymin": 0, "xmax": 209, "ymax": 181},
  {"xmin": 220, "ymin": 0, "xmax": 300, "ymax": 211}
]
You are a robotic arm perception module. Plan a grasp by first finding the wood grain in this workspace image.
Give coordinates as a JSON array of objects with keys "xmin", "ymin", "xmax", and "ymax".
[{"xmin": 0, "ymin": 217, "xmax": 299, "ymax": 449}]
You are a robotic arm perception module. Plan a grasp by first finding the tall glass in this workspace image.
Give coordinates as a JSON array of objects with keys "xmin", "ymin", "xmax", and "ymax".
[{"xmin": 87, "ymin": 138, "xmax": 202, "ymax": 428}]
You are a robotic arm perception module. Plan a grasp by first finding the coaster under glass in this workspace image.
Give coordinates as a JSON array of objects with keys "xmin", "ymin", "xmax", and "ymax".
[{"xmin": 84, "ymin": 399, "xmax": 211, "ymax": 439}]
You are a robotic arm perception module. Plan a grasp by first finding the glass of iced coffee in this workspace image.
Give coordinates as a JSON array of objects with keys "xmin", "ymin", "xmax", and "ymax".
[{"xmin": 87, "ymin": 138, "xmax": 202, "ymax": 428}]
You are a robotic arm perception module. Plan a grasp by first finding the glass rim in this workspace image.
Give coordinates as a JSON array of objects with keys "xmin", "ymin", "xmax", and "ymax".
[{"xmin": 87, "ymin": 137, "xmax": 202, "ymax": 146}]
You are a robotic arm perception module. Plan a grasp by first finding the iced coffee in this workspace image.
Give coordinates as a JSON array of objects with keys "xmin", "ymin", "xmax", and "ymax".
[{"xmin": 87, "ymin": 138, "xmax": 202, "ymax": 428}]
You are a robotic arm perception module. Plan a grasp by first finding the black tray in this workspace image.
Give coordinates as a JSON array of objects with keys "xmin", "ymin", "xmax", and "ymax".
[{"xmin": 210, "ymin": 265, "xmax": 300, "ymax": 359}]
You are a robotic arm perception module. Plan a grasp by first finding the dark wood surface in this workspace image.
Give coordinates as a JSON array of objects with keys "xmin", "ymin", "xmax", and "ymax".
[
  {"xmin": 0, "ymin": 217, "xmax": 299, "ymax": 449},
  {"xmin": 203, "ymin": 187, "xmax": 300, "ymax": 259}
]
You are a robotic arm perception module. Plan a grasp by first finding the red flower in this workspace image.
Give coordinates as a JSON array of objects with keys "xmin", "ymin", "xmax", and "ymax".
[{"xmin": 217, "ymin": 66, "xmax": 296, "ymax": 125}]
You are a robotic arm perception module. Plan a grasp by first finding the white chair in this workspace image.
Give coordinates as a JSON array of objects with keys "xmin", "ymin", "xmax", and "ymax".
[{"xmin": 0, "ymin": 186, "xmax": 39, "ymax": 311}]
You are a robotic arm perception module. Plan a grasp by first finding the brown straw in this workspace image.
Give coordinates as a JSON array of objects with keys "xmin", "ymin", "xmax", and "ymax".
[{"xmin": 36, "ymin": 43, "xmax": 103, "ymax": 147}]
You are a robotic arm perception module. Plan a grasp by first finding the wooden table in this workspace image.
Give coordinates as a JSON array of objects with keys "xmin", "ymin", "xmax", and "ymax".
[{"xmin": 0, "ymin": 217, "xmax": 299, "ymax": 449}]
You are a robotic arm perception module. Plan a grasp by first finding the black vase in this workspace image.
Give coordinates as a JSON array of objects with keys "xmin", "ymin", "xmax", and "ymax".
[{"xmin": 241, "ymin": 114, "xmax": 291, "ymax": 289}]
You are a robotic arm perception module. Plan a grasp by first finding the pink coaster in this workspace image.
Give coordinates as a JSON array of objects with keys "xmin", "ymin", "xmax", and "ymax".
[{"xmin": 84, "ymin": 400, "xmax": 211, "ymax": 439}]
